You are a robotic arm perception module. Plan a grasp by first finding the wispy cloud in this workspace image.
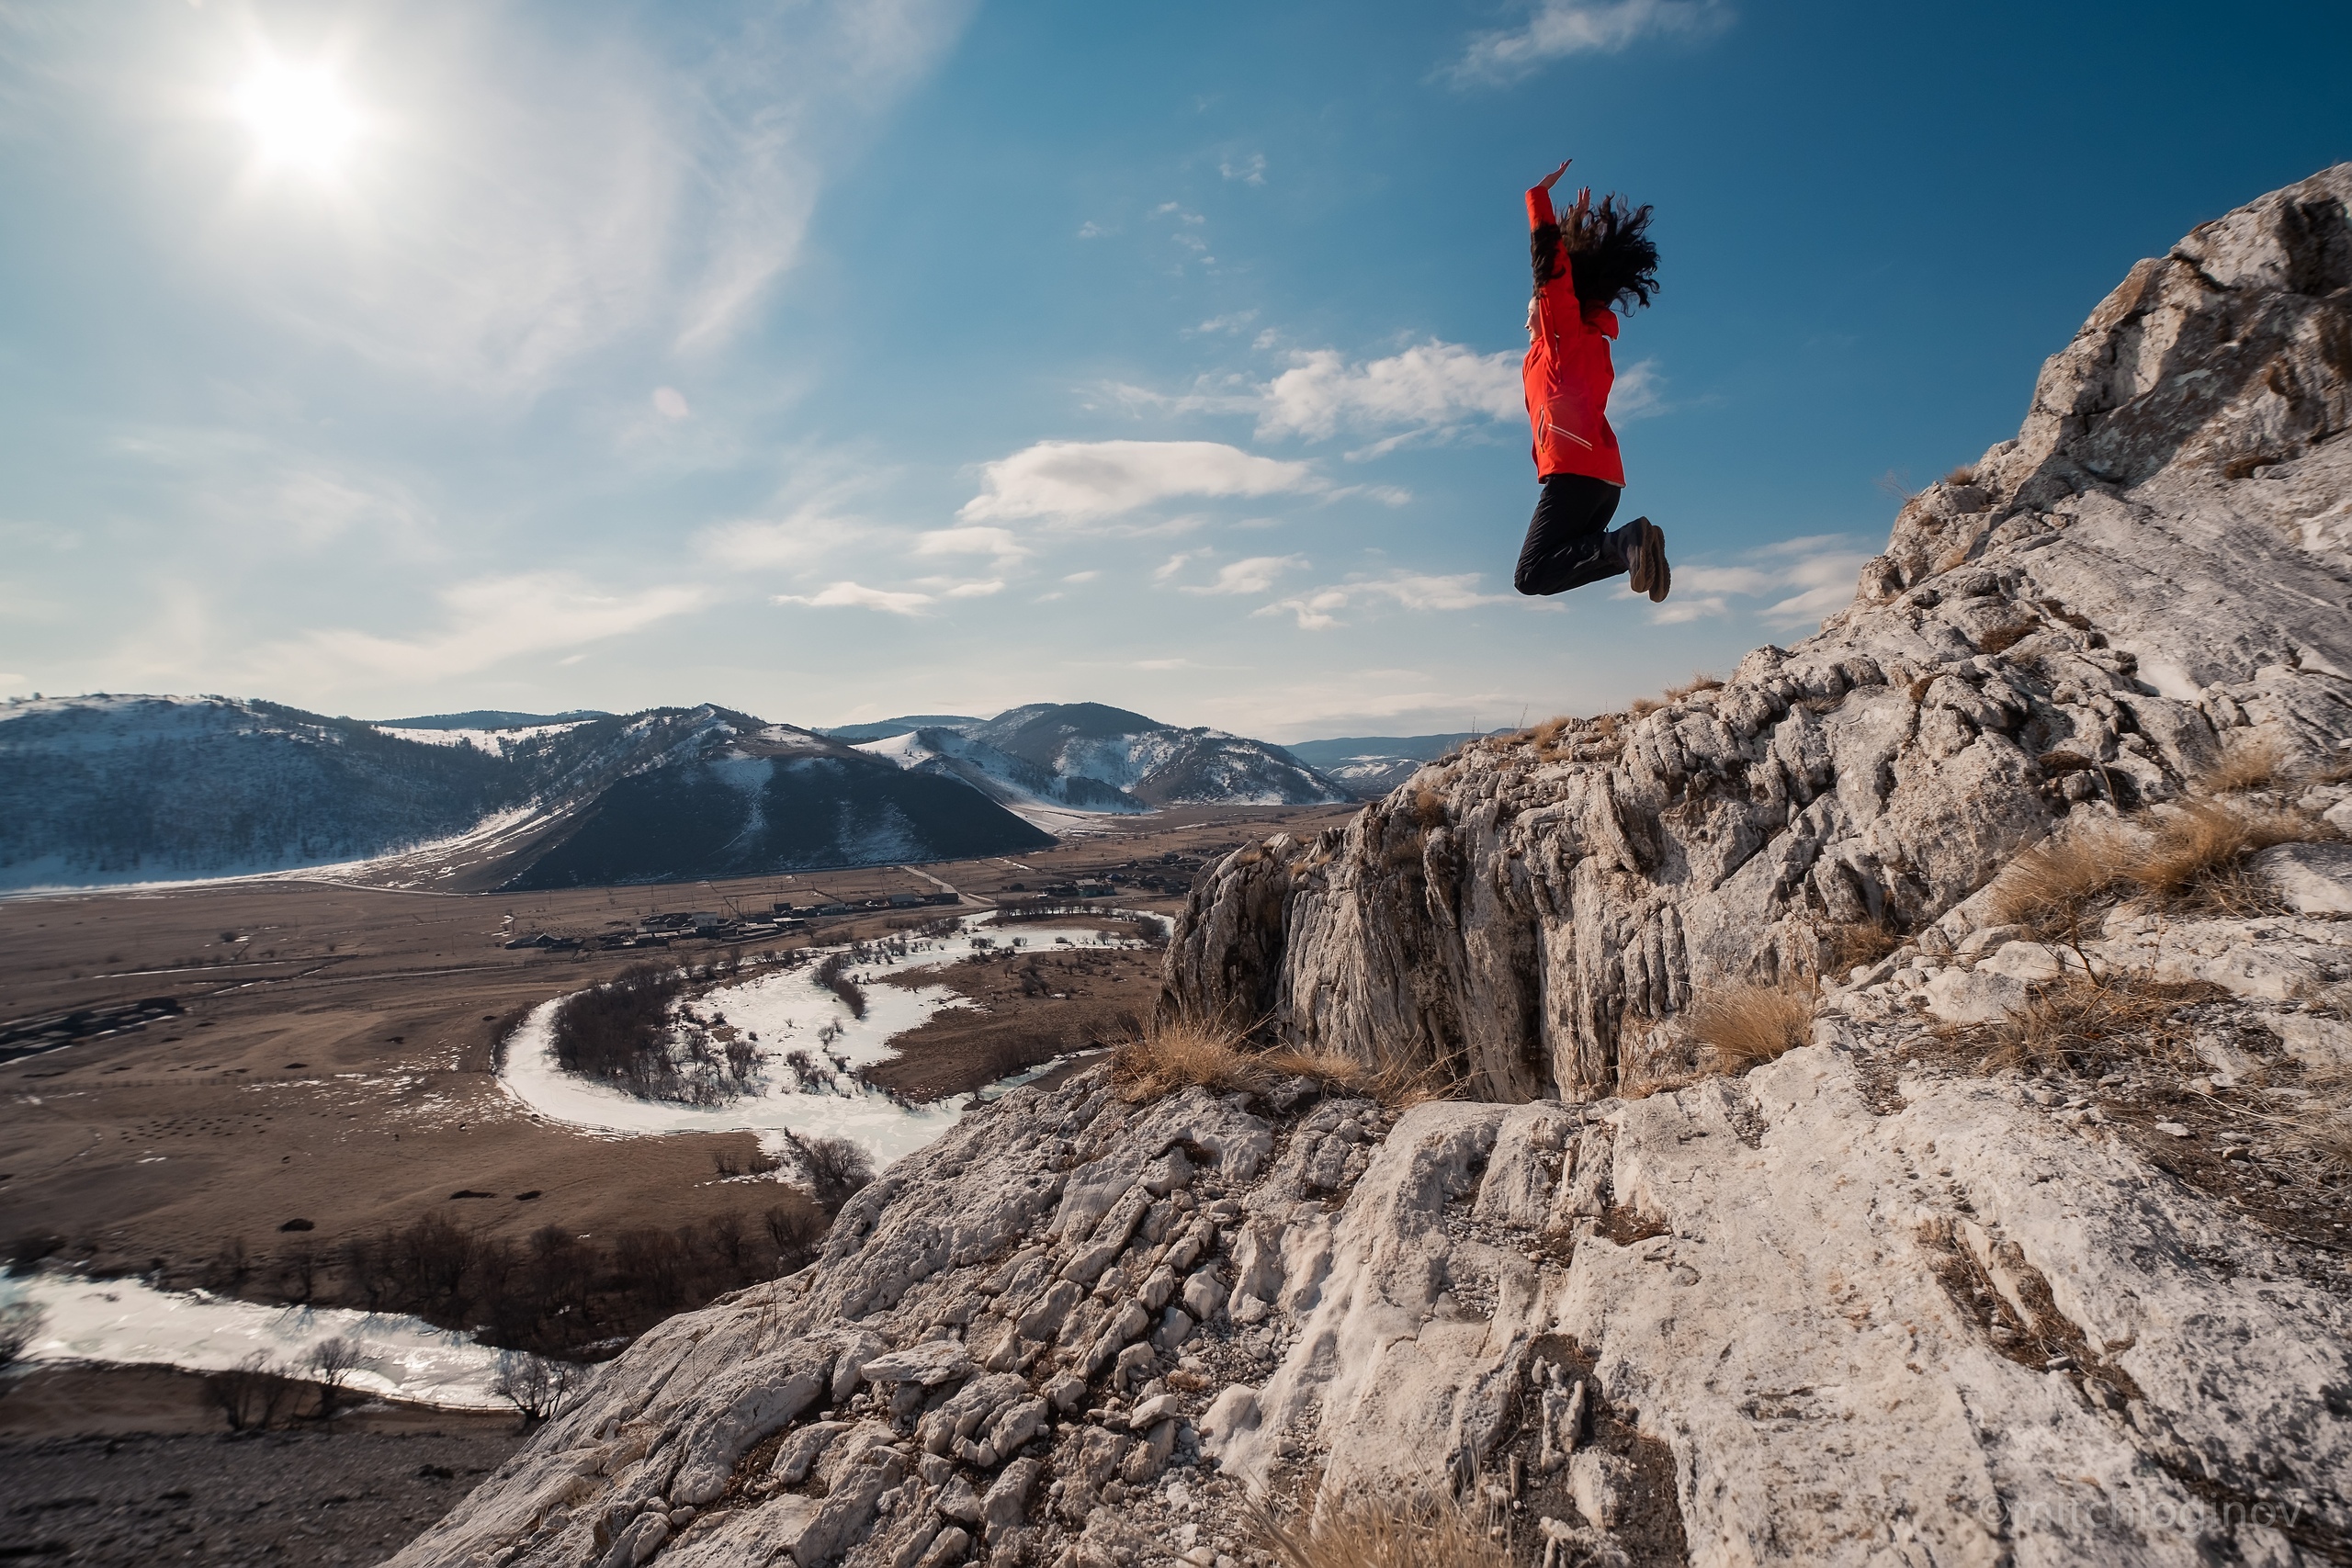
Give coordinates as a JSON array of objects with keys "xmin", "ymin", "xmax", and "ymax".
[
  {"xmin": 1218, "ymin": 152, "xmax": 1267, "ymax": 185},
  {"xmin": 1450, "ymin": 0, "xmax": 1733, "ymax": 85},
  {"xmin": 959, "ymin": 440, "xmax": 1325, "ymax": 525},
  {"xmin": 695, "ymin": 506, "xmax": 875, "ymax": 570},
  {"xmin": 1641, "ymin": 534, "xmax": 1867, "ymax": 626},
  {"xmin": 774, "ymin": 581, "xmax": 934, "ymax": 615},
  {"xmin": 263, "ymin": 571, "xmax": 704, "ymax": 681},
  {"xmin": 1259, "ymin": 570, "xmax": 1509, "ymax": 630},
  {"xmin": 1182, "ymin": 555, "xmax": 1308, "ymax": 596},
  {"xmin": 914, "ymin": 525, "xmax": 1029, "ymax": 563},
  {"xmin": 1111, "ymin": 338, "xmax": 1661, "ymax": 456}
]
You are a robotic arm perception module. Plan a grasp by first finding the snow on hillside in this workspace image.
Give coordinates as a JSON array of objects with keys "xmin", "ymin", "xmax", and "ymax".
[{"xmin": 375, "ymin": 721, "xmax": 594, "ymax": 752}]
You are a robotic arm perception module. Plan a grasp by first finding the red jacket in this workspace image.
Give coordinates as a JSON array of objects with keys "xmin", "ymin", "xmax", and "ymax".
[{"xmin": 1523, "ymin": 185, "xmax": 1624, "ymax": 486}]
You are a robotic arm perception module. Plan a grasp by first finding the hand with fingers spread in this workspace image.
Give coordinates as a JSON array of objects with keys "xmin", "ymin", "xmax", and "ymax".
[{"xmin": 1536, "ymin": 159, "xmax": 1572, "ymax": 192}]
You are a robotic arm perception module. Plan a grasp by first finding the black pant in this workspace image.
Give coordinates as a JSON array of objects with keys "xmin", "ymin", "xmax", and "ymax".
[{"xmin": 1514, "ymin": 473, "xmax": 1637, "ymax": 595}]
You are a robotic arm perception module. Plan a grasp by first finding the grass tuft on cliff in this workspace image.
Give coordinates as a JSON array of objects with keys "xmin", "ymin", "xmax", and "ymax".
[
  {"xmin": 1251, "ymin": 1491, "xmax": 1510, "ymax": 1568},
  {"xmin": 1689, "ymin": 980, "xmax": 1815, "ymax": 1070}
]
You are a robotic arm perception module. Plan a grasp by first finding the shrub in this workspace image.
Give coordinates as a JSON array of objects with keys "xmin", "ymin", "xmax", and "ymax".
[
  {"xmin": 1252, "ymin": 1489, "xmax": 1511, "ymax": 1568},
  {"xmin": 1688, "ymin": 981, "xmax": 1815, "ymax": 1069},
  {"xmin": 763, "ymin": 1191, "xmax": 829, "ymax": 1267},
  {"xmin": 815, "ymin": 952, "xmax": 868, "ymax": 1020},
  {"xmin": 798, "ymin": 1136, "xmax": 875, "ymax": 1212},
  {"xmin": 1944, "ymin": 464, "xmax": 1979, "ymax": 487},
  {"xmin": 1259, "ymin": 1045, "xmax": 1437, "ymax": 1109},
  {"xmin": 1663, "ymin": 673, "xmax": 1724, "ymax": 702}
]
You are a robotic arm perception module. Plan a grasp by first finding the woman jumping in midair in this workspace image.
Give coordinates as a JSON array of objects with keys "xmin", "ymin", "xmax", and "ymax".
[{"xmin": 1515, "ymin": 159, "xmax": 1669, "ymax": 604}]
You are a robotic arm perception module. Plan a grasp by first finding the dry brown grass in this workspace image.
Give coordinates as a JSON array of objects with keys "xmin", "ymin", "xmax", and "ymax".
[
  {"xmin": 1944, "ymin": 464, "xmax": 1979, "ymax": 487},
  {"xmin": 2275, "ymin": 1068, "xmax": 2352, "ymax": 1173},
  {"xmin": 1110, "ymin": 1014, "xmax": 1260, "ymax": 1102},
  {"xmin": 1626, "ymin": 696, "xmax": 1661, "ymax": 719},
  {"xmin": 1662, "ymin": 672, "xmax": 1724, "ymax": 702},
  {"xmin": 1989, "ymin": 823, "xmax": 2136, "ymax": 934},
  {"xmin": 1984, "ymin": 973, "xmax": 2226, "ymax": 1075},
  {"xmin": 2123, "ymin": 800, "xmax": 2325, "ymax": 903},
  {"xmin": 1977, "ymin": 620, "xmax": 2036, "ymax": 654},
  {"xmin": 1260, "ymin": 1045, "xmax": 1443, "ymax": 1109},
  {"xmin": 1688, "ymin": 980, "xmax": 1815, "ymax": 1069},
  {"xmin": 2196, "ymin": 731, "xmax": 2291, "ymax": 795},
  {"xmin": 1252, "ymin": 1490, "xmax": 1510, "ymax": 1568},
  {"xmin": 1821, "ymin": 917, "xmax": 1904, "ymax": 974},
  {"xmin": 1413, "ymin": 786, "xmax": 1449, "ymax": 829}
]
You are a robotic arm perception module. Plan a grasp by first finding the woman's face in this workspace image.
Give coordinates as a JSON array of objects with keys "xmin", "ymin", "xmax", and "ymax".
[{"xmin": 1525, "ymin": 297, "xmax": 1538, "ymax": 336}]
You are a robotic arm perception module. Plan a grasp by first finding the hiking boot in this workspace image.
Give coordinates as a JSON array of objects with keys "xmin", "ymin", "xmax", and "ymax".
[{"xmin": 1627, "ymin": 517, "xmax": 1670, "ymax": 603}]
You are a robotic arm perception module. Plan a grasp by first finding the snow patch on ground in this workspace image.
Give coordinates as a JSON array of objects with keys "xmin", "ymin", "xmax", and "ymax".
[{"xmin": 2, "ymin": 1273, "xmax": 516, "ymax": 1410}]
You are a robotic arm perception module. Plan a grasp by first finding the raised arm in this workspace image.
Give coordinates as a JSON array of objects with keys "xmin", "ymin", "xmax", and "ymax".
[{"xmin": 1527, "ymin": 162, "xmax": 1582, "ymax": 332}]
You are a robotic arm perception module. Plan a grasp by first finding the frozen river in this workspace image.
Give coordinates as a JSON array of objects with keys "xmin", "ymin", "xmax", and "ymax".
[
  {"xmin": 497, "ymin": 919, "xmax": 1140, "ymax": 1167},
  {"xmin": 2, "ymin": 1271, "xmax": 520, "ymax": 1409}
]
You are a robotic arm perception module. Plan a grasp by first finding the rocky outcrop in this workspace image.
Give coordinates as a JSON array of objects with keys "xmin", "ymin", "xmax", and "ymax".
[
  {"xmin": 1167, "ymin": 164, "xmax": 2352, "ymax": 1102},
  {"xmin": 388, "ymin": 171, "xmax": 2352, "ymax": 1568}
]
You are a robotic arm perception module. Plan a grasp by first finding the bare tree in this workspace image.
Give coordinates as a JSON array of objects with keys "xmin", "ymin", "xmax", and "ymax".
[
  {"xmin": 762, "ymin": 1192, "xmax": 827, "ymax": 1268},
  {"xmin": 305, "ymin": 1336, "xmax": 364, "ymax": 1421},
  {"xmin": 490, "ymin": 1350, "xmax": 586, "ymax": 1428},
  {"xmin": 0, "ymin": 1303, "xmax": 45, "ymax": 1392},
  {"xmin": 277, "ymin": 1241, "xmax": 319, "ymax": 1306},
  {"xmin": 204, "ymin": 1351, "xmax": 294, "ymax": 1431},
  {"xmin": 206, "ymin": 1235, "xmax": 254, "ymax": 1294}
]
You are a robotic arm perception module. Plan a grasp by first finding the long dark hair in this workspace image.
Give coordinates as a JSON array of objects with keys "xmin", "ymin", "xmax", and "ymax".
[{"xmin": 1532, "ymin": 194, "xmax": 1659, "ymax": 314}]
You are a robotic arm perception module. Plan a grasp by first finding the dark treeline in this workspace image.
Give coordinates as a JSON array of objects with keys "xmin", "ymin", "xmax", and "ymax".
[
  {"xmin": 550, "ymin": 962, "xmax": 688, "ymax": 1099},
  {"xmin": 209, "ymin": 1172, "xmax": 857, "ymax": 1362}
]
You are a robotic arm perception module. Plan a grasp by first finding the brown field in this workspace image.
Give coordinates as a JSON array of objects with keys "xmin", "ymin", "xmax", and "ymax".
[{"xmin": 0, "ymin": 802, "xmax": 1351, "ymax": 1300}]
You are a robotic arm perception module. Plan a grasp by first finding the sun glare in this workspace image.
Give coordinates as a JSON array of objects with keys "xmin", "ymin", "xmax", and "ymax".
[{"xmin": 233, "ymin": 61, "xmax": 359, "ymax": 174}]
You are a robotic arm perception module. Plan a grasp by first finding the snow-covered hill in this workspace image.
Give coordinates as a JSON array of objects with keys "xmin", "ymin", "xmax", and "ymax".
[
  {"xmin": 963, "ymin": 702, "xmax": 1346, "ymax": 807},
  {"xmin": 0, "ymin": 697, "xmax": 1047, "ymax": 892},
  {"xmin": 1281, "ymin": 732, "xmax": 1492, "ymax": 798},
  {"xmin": 853, "ymin": 726, "xmax": 1148, "ymax": 833}
]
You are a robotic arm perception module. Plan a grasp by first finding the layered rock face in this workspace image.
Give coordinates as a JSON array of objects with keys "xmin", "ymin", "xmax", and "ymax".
[
  {"xmin": 390, "ymin": 172, "xmax": 2352, "ymax": 1568},
  {"xmin": 1169, "ymin": 164, "xmax": 2352, "ymax": 1102}
]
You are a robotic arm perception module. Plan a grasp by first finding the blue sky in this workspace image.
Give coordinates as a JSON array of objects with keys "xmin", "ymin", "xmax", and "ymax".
[{"xmin": 0, "ymin": 0, "xmax": 2346, "ymax": 741}]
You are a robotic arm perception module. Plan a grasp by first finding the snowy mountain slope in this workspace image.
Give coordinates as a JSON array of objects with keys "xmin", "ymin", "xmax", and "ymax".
[
  {"xmin": 0, "ymin": 696, "xmax": 1050, "ymax": 893},
  {"xmin": 852, "ymin": 725, "xmax": 1148, "ymax": 829},
  {"xmin": 373, "ymin": 708, "xmax": 610, "ymax": 730},
  {"xmin": 965, "ymin": 702, "xmax": 1347, "ymax": 807},
  {"xmin": 817, "ymin": 714, "xmax": 984, "ymax": 743},
  {"xmin": 0, "ymin": 694, "xmax": 525, "ymax": 889}
]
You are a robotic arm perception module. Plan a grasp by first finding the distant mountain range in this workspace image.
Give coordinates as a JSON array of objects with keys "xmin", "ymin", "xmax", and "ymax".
[
  {"xmin": 0, "ymin": 697, "xmax": 1047, "ymax": 893},
  {"xmin": 831, "ymin": 703, "xmax": 1347, "ymax": 826},
  {"xmin": 1279, "ymin": 733, "xmax": 1495, "ymax": 797},
  {"xmin": 0, "ymin": 694, "xmax": 1366, "ymax": 892}
]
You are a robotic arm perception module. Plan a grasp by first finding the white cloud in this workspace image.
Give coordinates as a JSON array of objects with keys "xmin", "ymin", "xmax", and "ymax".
[
  {"xmin": 1258, "ymin": 570, "xmax": 1508, "ymax": 629},
  {"xmin": 774, "ymin": 581, "xmax": 933, "ymax": 615},
  {"xmin": 1259, "ymin": 341, "xmax": 1523, "ymax": 442},
  {"xmin": 265, "ymin": 571, "xmax": 703, "ymax": 681},
  {"xmin": 695, "ymin": 507, "xmax": 872, "ymax": 570},
  {"xmin": 1185, "ymin": 555, "xmax": 1307, "ymax": 596},
  {"xmin": 1219, "ymin": 152, "xmax": 1267, "ymax": 185},
  {"xmin": 1076, "ymin": 220, "xmax": 1112, "ymax": 239},
  {"xmin": 915, "ymin": 525, "xmax": 1028, "ymax": 562},
  {"xmin": 1610, "ymin": 358, "xmax": 1667, "ymax": 420},
  {"xmin": 1063, "ymin": 570, "xmax": 1101, "ymax": 583},
  {"xmin": 1640, "ymin": 534, "xmax": 1869, "ymax": 628},
  {"xmin": 1451, "ymin": 0, "xmax": 1732, "ymax": 85},
  {"xmin": 1154, "ymin": 550, "xmax": 1206, "ymax": 583},
  {"xmin": 944, "ymin": 579, "xmax": 1004, "ymax": 598},
  {"xmin": 652, "ymin": 386, "xmax": 691, "ymax": 420},
  {"xmin": 959, "ymin": 440, "xmax": 1325, "ymax": 525}
]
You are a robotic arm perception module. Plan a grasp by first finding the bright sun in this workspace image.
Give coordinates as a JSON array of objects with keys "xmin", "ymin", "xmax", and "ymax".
[{"xmin": 233, "ymin": 62, "xmax": 359, "ymax": 174}]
